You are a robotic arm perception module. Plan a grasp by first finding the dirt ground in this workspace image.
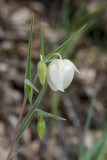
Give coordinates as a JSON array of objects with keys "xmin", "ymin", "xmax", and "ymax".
[{"xmin": 0, "ymin": 0, "xmax": 107, "ymax": 160}]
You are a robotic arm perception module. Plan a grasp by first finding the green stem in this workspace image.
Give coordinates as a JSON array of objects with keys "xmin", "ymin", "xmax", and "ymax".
[
  {"xmin": 33, "ymin": 73, "xmax": 38, "ymax": 85},
  {"xmin": 15, "ymin": 81, "xmax": 47, "ymax": 145}
]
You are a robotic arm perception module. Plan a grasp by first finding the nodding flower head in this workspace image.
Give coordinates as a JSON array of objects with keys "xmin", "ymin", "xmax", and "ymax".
[{"xmin": 47, "ymin": 59, "xmax": 79, "ymax": 92}]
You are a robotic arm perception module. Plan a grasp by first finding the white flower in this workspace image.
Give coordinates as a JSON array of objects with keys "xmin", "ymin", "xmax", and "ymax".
[{"xmin": 47, "ymin": 59, "xmax": 79, "ymax": 92}]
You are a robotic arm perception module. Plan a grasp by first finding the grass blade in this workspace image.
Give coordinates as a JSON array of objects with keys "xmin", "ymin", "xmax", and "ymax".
[
  {"xmin": 44, "ymin": 24, "xmax": 87, "ymax": 62},
  {"xmin": 81, "ymin": 132, "xmax": 107, "ymax": 160},
  {"xmin": 71, "ymin": 3, "xmax": 107, "ymax": 30},
  {"xmin": 96, "ymin": 143, "xmax": 106, "ymax": 160},
  {"xmin": 79, "ymin": 82, "xmax": 100, "ymax": 160}
]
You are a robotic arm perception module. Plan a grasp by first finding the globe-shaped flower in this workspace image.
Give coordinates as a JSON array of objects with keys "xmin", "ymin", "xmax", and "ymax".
[{"xmin": 47, "ymin": 59, "xmax": 79, "ymax": 91}]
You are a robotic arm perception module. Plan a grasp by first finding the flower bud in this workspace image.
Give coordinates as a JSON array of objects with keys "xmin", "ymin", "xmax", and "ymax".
[
  {"xmin": 37, "ymin": 61, "xmax": 47, "ymax": 86},
  {"xmin": 47, "ymin": 59, "xmax": 79, "ymax": 92},
  {"xmin": 37, "ymin": 119, "xmax": 46, "ymax": 140}
]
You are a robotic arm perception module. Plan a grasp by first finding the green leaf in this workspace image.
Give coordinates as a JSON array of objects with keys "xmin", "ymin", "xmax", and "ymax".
[
  {"xmin": 81, "ymin": 132, "xmax": 107, "ymax": 160},
  {"xmin": 24, "ymin": 13, "xmax": 34, "ymax": 104},
  {"xmin": 96, "ymin": 143, "xmax": 106, "ymax": 160},
  {"xmin": 60, "ymin": 0, "xmax": 71, "ymax": 30},
  {"xmin": 40, "ymin": 24, "xmax": 44, "ymax": 60},
  {"xmin": 71, "ymin": 2, "xmax": 107, "ymax": 30},
  {"xmin": 24, "ymin": 79, "xmax": 39, "ymax": 93},
  {"xmin": 15, "ymin": 81, "xmax": 47, "ymax": 144},
  {"xmin": 71, "ymin": 0, "xmax": 88, "ymax": 30},
  {"xmin": 25, "ymin": 86, "xmax": 33, "ymax": 104},
  {"xmin": 79, "ymin": 82, "xmax": 100, "ymax": 160},
  {"xmin": 44, "ymin": 24, "xmax": 87, "ymax": 62},
  {"xmin": 36, "ymin": 109, "xmax": 66, "ymax": 120}
]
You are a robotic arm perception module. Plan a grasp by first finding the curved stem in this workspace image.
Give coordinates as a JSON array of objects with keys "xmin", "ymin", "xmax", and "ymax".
[
  {"xmin": 46, "ymin": 52, "xmax": 62, "ymax": 62},
  {"xmin": 33, "ymin": 73, "xmax": 38, "ymax": 85}
]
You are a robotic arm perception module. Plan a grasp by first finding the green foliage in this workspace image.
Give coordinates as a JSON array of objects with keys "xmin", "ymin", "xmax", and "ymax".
[
  {"xmin": 60, "ymin": 0, "xmax": 71, "ymax": 30},
  {"xmin": 95, "ymin": 143, "xmax": 106, "ymax": 160},
  {"xmin": 79, "ymin": 82, "xmax": 100, "ymax": 160},
  {"xmin": 15, "ymin": 81, "xmax": 65, "ymax": 143},
  {"xmin": 15, "ymin": 15, "xmax": 87, "ymax": 145},
  {"xmin": 24, "ymin": 13, "xmax": 34, "ymax": 104},
  {"xmin": 71, "ymin": 0, "xmax": 88, "ymax": 30},
  {"xmin": 59, "ymin": 0, "xmax": 107, "ymax": 59},
  {"xmin": 81, "ymin": 132, "xmax": 107, "ymax": 160},
  {"xmin": 71, "ymin": 2, "xmax": 107, "ymax": 30},
  {"xmin": 15, "ymin": 81, "xmax": 47, "ymax": 144}
]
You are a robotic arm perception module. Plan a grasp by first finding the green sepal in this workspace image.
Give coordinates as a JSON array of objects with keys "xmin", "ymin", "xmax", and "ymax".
[{"xmin": 37, "ymin": 61, "xmax": 47, "ymax": 86}]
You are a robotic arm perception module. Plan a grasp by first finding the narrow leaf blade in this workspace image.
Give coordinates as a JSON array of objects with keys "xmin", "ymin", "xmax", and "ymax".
[
  {"xmin": 81, "ymin": 132, "xmax": 107, "ymax": 160},
  {"xmin": 24, "ymin": 79, "xmax": 39, "ymax": 93},
  {"xmin": 25, "ymin": 86, "xmax": 33, "ymax": 104},
  {"xmin": 96, "ymin": 143, "xmax": 106, "ymax": 160},
  {"xmin": 79, "ymin": 82, "xmax": 100, "ymax": 159},
  {"xmin": 44, "ymin": 24, "xmax": 87, "ymax": 62},
  {"xmin": 36, "ymin": 109, "xmax": 66, "ymax": 120}
]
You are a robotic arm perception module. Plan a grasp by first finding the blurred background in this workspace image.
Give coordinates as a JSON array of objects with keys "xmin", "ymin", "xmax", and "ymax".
[{"xmin": 0, "ymin": 0, "xmax": 107, "ymax": 160}]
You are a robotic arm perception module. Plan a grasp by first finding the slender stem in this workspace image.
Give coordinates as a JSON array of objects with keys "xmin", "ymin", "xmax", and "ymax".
[
  {"xmin": 16, "ymin": 80, "xmax": 47, "ymax": 144},
  {"xmin": 46, "ymin": 52, "xmax": 62, "ymax": 62},
  {"xmin": 15, "ymin": 111, "xmax": 34, "ymax": 144},
  {"xmin": 33, "ymin": 74, "xmax": 38, "ymax": 85},
  {"xmin": 54, "ymin": 53, "xmax": 62, "ymax": 59},
  {"xmin": 6, "ymin": 96, "xmax": 27, "ymax": 160}
]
